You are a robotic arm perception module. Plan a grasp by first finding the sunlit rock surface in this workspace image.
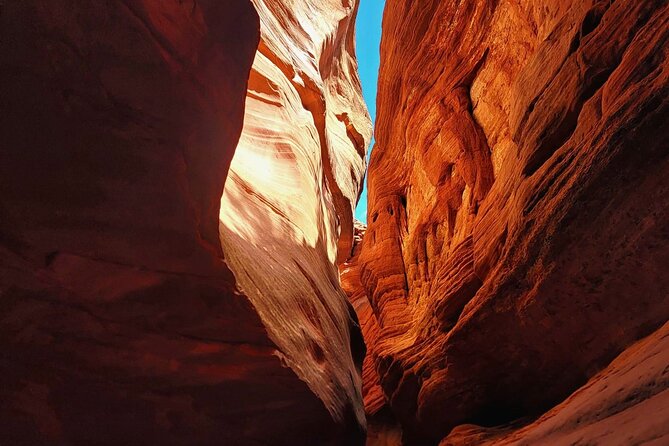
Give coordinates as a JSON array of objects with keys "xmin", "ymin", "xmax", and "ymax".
[
  {"xmin": 0, "ymin": 0, "xmax": 369, "ymax": 444},
  {"xmin": 351, "ymin": 0, "xmax": 669, "ymax": 443},
  {"xmin": 219, "ymin": 0, "xmax": 372, "ymax": 441}
]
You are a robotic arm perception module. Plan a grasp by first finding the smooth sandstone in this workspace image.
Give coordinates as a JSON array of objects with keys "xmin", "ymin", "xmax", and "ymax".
[
  {"xmin": 0, "ymin": 1, "xmax": 370, "ymax": 444},
  {"xmin": 441, "ymin": 321, "xmax": 669, "ymax": 446}
]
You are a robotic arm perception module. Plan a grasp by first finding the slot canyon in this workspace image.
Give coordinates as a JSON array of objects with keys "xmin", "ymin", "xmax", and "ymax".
[{"xmin": 0, "ymin": 0, "xmax": 667, "ymax": 445}]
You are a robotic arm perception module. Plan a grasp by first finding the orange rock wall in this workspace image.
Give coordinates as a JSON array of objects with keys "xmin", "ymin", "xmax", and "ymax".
[
  {"xmin": 341, "ymin": 222, "xmax": 385, "ymax": 416},
  {"xmin": 355, "ymin": 0, "xmax": 669, "ymax": 442}
]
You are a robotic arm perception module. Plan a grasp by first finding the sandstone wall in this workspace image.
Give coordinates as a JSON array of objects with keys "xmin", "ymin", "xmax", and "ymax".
[
  {"xmin": 441, "ymin": 321, "xmax": 669, "ymax": 445},
  {"xmin": 0, "ymin": 1, "xmax": 370, "ymax": 444},
  {"xmin": 354, "ymin": 0, "xmax": 669, "ymax": 442},
  {"xmin": 219, "ymin": 0, "xmax": 372, "ymax": 438}
]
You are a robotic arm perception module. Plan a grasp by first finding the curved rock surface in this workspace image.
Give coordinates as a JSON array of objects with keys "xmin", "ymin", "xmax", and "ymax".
[
  {"xmin": 353, "ymin": 0, "xmax": 669, "ymax": 443},
  {"xmin": 441, "ymin": 321, "xmax": 669, "ymax": 446},
  {"xmin": 219, "ymin": 0, "xmax": 372, "ymax": 438},
  {"xmin": 0, "ymin": 0, "xmax": 369, "ymax": 444}
]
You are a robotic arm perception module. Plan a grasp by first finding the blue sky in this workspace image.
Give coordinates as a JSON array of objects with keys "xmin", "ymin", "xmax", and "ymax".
[{"xmin": 354, "ymin": 0, "xmax": 385, "ymax": 223}]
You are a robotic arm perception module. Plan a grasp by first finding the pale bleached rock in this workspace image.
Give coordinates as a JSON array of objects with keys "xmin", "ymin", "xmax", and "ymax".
[{"xmin": 219, "ymin": 0, "xmax": 372, "ymax": 439}]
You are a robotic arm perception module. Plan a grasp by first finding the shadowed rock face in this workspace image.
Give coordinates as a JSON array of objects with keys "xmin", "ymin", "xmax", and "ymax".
[
  {"xmin": 441, "ymin": 321, "xmax": 669, "ymax": 446},
  {"xmin": 341, "ymin": 222, "xmax": 385, "ymax": 417},
  {"xmin": 351, "ymin": 0, "xmax": 669, "ymax": 443},
  {"xmin": 0, "ymin": 1, "xmax": 369, "ymax": 444}
]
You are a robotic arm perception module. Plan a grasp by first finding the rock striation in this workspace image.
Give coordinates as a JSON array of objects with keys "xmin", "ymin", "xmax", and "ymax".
[
  {"xmin": 341, "ymin": 221, "xmax": 385, "ymax": 416},
  {"xmin": 3, "ymin": 0, "xmax": 667, "ymax": 444},
  {"xmin": 219, "ymin": 0, "xmax": 372, "ymax": 439},
  {"xmin": 352, "ymin": 0, "xmax": 669, "ymax": 443},
  {"xmin": 441, "ymin": 321, "xmax": 669, "ymax": 446},
  {"xmin": 0, "ymin": 0, "xmax": 369, "ymax": 444}
]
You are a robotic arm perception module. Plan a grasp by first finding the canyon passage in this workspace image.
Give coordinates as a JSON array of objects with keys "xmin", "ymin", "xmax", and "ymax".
[{"xmin": 1, "ymin": 1, "xmax": 668, "ymax": 445}]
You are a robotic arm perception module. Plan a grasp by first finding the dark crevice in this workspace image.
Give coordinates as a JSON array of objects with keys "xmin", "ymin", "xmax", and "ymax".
[{"xmin": 523, "ymin": 65, "xmax": 615, "ymax": 176}]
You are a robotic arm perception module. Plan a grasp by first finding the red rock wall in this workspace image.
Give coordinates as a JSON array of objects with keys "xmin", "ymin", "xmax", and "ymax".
[
  {"xmin": 341, "ymin": 222, "xmax": 385, "ymax": 416},
  {"xmin": 354, "ymin": 0, "xmax": 669, "ymax": 443},
  {"xmin": 0, "ymin": 1, "xmax": 369, "ymax": 444},
  {"xmin": 441, "ymin": 321, "xmax": 669, "ymax": 445}
]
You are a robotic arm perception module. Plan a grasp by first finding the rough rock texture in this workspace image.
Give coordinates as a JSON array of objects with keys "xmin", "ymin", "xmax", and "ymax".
[
  {"xmin": 353, "ymin": 0, "xmax": 669, "ymax": 443},
  {"xmin": 219, "ymin": 0, "xmax": 372, "ymax": 438},
  {"xmin": 0, "ymin": 1, "xmax": 369, "ymax": 444},
  {"xmin": 342, "ymin": 221, "xmax": 404, "ymax": 446},
  {"xmin": 341, "ymin": 221, "xmax": 385, "ymax": 416}
]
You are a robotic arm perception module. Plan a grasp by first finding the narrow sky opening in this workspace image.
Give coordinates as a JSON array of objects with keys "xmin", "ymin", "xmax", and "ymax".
[{"xmin": 354, "ymin": 0, "xmax": 385, "ymax": 223}]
